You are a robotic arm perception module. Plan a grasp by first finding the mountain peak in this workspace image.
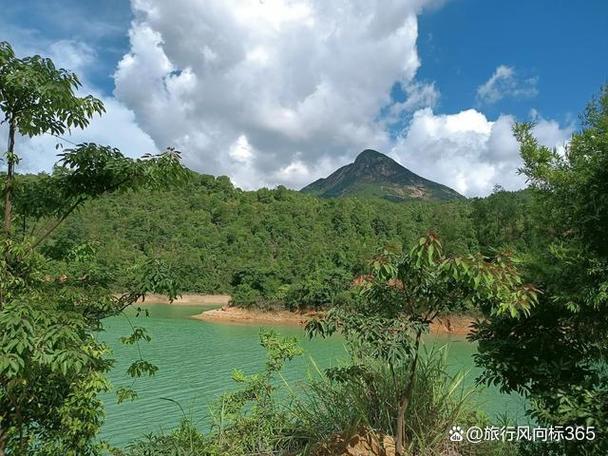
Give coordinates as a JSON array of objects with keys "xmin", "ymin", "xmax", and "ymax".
[
  {"xmin": 354, "ymin": 149, "xmax": 385, "ymax": 162},
  {"xmin": 301, "ymin": 149, "xmax": 464, "ymax": 202}
]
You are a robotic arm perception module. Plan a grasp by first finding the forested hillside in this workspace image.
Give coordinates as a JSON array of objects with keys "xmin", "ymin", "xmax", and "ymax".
[{"xmin": 27, "ymin": 171, "xmax": 534, "ymax": 309}]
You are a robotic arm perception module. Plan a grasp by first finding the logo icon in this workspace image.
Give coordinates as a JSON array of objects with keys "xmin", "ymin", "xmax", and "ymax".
[{"xmin": 449, "ymin": 425, "xmax": 464, "ymax": 442}]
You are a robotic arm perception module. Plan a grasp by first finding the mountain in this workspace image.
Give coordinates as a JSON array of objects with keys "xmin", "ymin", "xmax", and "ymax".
[{"xmin": 300, "ymin": 149, "xmax": 464, "ymax": 202}]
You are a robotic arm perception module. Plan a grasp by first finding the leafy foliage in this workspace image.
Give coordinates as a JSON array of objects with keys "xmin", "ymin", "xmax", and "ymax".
[
  {"xmin": 291, "ymin": 346, "xmax": 516, "ymax": 456},
  {"xmin": 0, "ymin": 40, "xmax": 105, "ymax": 235},
  {"xmin": 116, "ymin": 419, "xmax": 213, "ymax": 456},
  {"xmin": 0, "ymin": 41, "xmax": 104, "ymax": 137},
  {"xmin": 210, "ymin": 331, "xmax": 303, "ymax": 455},
  {"xmin": 306, "ymin": 233, "xmax": 536, "ymax": 454},
  {"xmin": 471, "ymin": 86, "xmax": 608, "ymax": 455},
  {"xmin": 0, "ymin": 42, "xmax": 187, "ymax": 455}
]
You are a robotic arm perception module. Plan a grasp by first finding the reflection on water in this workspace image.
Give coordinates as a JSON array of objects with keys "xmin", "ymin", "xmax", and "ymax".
[{"xmin": 99, "ymin": 305, "xmax": 528, "ymax": 447}]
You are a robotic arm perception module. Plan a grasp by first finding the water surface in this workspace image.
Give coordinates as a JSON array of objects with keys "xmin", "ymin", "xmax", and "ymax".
[{"xmin": 99, "ymin": 305, "xmax": 527, "ymax": 447}]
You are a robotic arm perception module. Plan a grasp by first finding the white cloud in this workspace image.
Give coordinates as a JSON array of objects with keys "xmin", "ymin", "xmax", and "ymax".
[
  {"xmin": 2, "ymin": 2, "xmax": 574, "ymax": 200},
  {"xmin": 113, "ymin": 0, "xmax": 439, "ymax": 189},
  {"xmin": 390, "ymin": 108, "xmax": 573, "ymax": 196},
  {"xmin": 12, "ymin": 95, "xmax": 157, "ymax": 173},
  {"xmin": 384, "ymin": 81, "xmax": 440, "ymax": 125},
  {"xmin": 114, "ymin": 0, "xmax": 568, "ymax": 196},
  {"xmin": 46, "ymin": 40, "xmax": 97, "ymax": 74},
  {"xmin": 477, "ymin": 65, "xmax": 538, "ymax": 105}
]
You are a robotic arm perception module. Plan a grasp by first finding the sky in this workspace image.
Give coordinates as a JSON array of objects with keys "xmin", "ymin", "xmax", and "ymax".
[{"xmin": 1, "ymin": 0, "xmax": 607, "ymax": 196}]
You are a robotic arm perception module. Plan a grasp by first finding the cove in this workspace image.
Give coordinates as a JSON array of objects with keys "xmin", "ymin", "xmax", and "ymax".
[{"xmin": 99, "ymin": 304, "xmax": 528, "ymax": 447}]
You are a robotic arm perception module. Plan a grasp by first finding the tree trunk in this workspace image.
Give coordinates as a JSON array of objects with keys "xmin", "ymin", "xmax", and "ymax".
[
  {"xmin": 395, "ymin": 328, "xmax": 422, "ymax": 456},
  {"xmin": 3, "ymin": 119, "xmax": 16, "ymax": 237},
  {"xmin": 0, "ymin": 427, "xmax": 6, "ymax": 456}
]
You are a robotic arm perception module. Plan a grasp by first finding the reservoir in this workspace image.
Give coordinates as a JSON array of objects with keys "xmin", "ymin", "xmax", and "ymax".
[{"xmin": 100, "ymin": 304, "xmax": 528, "ymax": 447}]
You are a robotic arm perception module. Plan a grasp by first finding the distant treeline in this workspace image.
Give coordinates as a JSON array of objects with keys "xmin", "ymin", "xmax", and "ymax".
[{"xmin": 21, "ymin": 172, "xmax": 537, "ymax": 309}]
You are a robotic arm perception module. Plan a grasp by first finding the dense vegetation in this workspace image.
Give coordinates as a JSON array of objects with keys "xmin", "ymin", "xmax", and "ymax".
[
  {"xmin": 471, "ymin": 90, "xmax": 608, "ymax": 455},
  {"xmin": 0, "ymin": 41, "xmax": 188, "ymax": 455},
  {"xmin": 27, "ymin": 173, "xmax": 522, "ymax": 310},
  {"xmin": 2, "ymin": 40, "xmax": 607, "ymax": 456}
]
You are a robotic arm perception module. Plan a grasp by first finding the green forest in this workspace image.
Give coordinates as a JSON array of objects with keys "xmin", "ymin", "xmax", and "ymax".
[
  {"xmin": 1, "ymin": 40, "xmax": 608, "ymax": 456},
  {"xmin": 31, "ymin": 173, "xmax": 533, "ymax": 310}
]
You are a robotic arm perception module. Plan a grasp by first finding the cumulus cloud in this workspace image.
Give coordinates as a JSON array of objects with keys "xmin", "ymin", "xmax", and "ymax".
[
  {"xmin": 390, "ymin": 108, "xmax": 573, "ymax": 196},
  {"xmin": 476, "ymin": 65, "xmax": 538, "ymax": 105},
  {"xmin": 2, "ymin": 1, "xmax": 574, "ymax": 199},
  {"xmin": 113, "ymin": 0, "xmax": 439, "ymax": 189}
]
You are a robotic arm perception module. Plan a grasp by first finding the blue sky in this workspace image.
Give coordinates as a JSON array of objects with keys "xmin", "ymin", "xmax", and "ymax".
[
  {"xmin": 2, "ymin": 0, "xmax": 607, "ymax": 195},
  {"xmin": 1, "ymin": 0, "xmax": 130, "ymax": 93},
  {"xmin": 416, "ymin": 0, "xmax": 608, "ymax": 124}
]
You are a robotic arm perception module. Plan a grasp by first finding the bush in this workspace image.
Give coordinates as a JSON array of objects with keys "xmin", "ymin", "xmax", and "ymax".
[
  {"xmin": 120, "ymin": 331, "xmax": 303, "ymax": 456},
  {"xmin": 284, "ymin": 268, "xmax": 351, "ymax": 311},
  {"xmin": 290, "ymin": 346, "xmax": 463, "ymax": 454},
  {"xmin": 113, "ymin": 420, "xmax": 213, "ymax": 456}
]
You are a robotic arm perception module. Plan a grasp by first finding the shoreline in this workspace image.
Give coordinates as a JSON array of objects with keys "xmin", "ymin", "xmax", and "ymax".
[
  {"xmin": 194, "ymin": 304, "xmax": 475, "ymax": 336},
  {"xmin": 132, "ymin": 294, "xmax": 474, "ymax": 335},
  {"xmin": 135, "ymin": 293, "xmax": 231, "ymax": 306},
  {"xmin": 192, "ymin": 306, "xmax": 315, "ymax": 326}
]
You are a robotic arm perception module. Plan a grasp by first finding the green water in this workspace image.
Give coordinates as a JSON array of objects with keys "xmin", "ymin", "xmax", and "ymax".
[{"xmin": 99, "ymin": 305, "xmax": 528, "ymax": 447}]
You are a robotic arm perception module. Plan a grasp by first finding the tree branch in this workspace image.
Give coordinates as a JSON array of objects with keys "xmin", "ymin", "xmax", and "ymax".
[
  {"xmin": 3, "ymin": 119, "xmax": 16, "ymax": 236},
  {"xmin": 29, "ymin": 196, "xmax": 86, "ymax": 251}
]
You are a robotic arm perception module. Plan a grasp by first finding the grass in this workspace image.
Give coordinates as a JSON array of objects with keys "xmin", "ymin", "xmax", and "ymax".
[{"xmin": 286, "ymin": 345, "xmax": 476, "ymax": 454}]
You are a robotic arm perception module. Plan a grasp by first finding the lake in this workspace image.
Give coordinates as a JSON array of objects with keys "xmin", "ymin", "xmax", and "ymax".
[{"xmin": 99, "ymin": 304, "xmax": 528, "ymax": 447}]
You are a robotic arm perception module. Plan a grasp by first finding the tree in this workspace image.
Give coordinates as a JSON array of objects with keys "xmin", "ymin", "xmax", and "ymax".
[
  {"xmin": 307, "ymin": 233, "xmax": 537, "ymax": 455},
  {"xmin": 0, "ymin": 42, "xmax": 188, "ymax": 455},
  {"xmin": 212, "ymin": 330, "xmax": 303, "ymax": 455},
  {"xmin": 471, "ymin": 86, "xmax": 608, "ymax": 455},
  {"xmin": 0, "ymin": 41, "xmax": 104, "ymax": 235},
  {"xmin": 471, "ymin": 189, "xmax": 536, "ymax": 255}
]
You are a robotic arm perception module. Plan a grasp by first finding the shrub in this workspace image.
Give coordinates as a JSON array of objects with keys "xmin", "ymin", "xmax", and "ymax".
[{"xmin": 289, "ymin": 345, "xmax": 486, "ymax": 455}]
